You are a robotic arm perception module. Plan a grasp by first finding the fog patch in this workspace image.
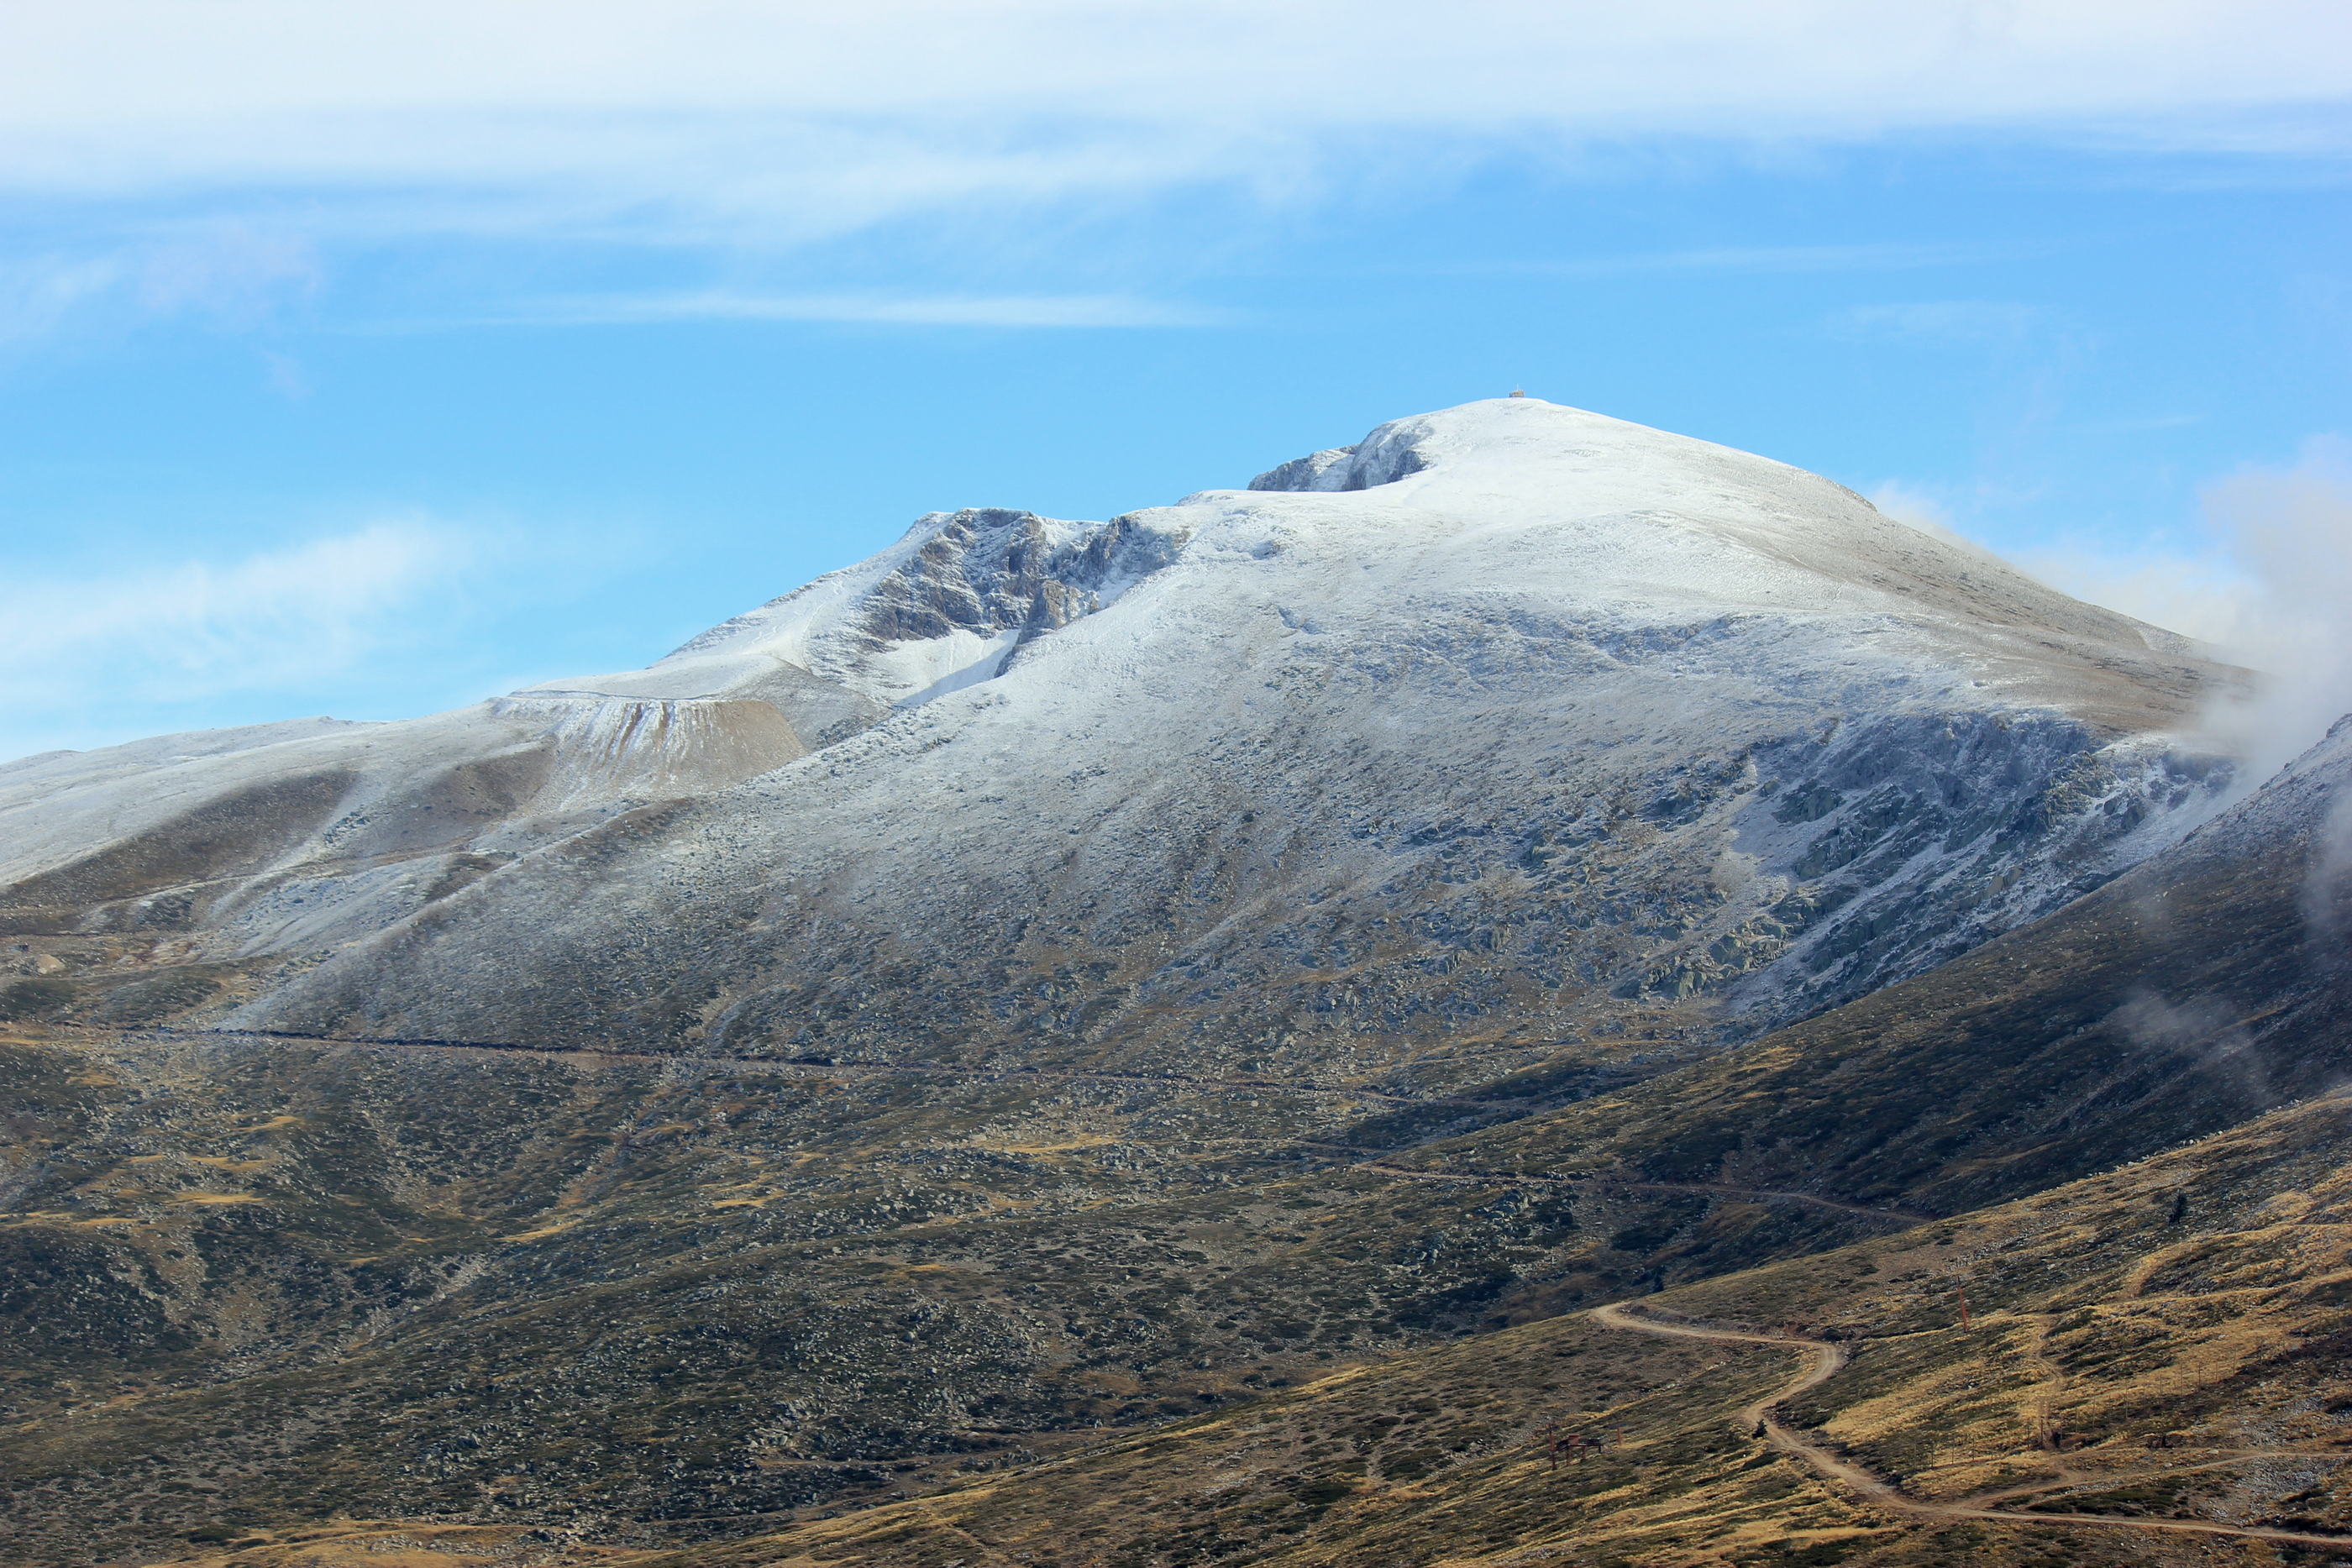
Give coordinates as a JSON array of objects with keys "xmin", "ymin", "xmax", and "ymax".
[
  {"xmin": 2306, "ymin": 767, "xmax": 2352, "ymax": 947},
  {"xmin": 2196, "ymin": 439, "xmax": 2352, "ymax": 786},
  {"xmin": 2022, "ymin": 436, "xmax": 2352, "ymax": 790},
  {"xmin": 2110, "ymin": 990, "xmax": 2269, "ymax": 1106}
]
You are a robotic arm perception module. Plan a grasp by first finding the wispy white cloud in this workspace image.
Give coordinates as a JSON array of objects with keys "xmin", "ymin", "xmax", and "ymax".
[
  {"xmin": 8, "ymin": 3, "xmax": 2347, "ymax": 146},
  {"xmin": 2019, "ymin": 542, "xmax": 2257, "ymax": 645},
  {"xmin": 1499, "ymin": 241, "xmax": 2035, "ymax": 278},
  {"xmin": 0, "ymin": 3, "xmax": 2342, "ymax": 260},
  {"xmin": 473, "ymin": 290, "xmax": 1234, "ymax": 329},
  {"xmin": 0, "ymin": 251, "xmax": 123, "ymax": 343},
  {"xmin": 0, "ymin": 522, "xmax": 474, "ymax": 757},
  {"xmin": 1868, "ymin": 480, "xmax": 1963, "ymax": 535},
  {"xmin": 2192, "ymin": 437, "xmax": 2352, "ymax": 775},
  {"xmin": 0, "ymin": 228, "xmax": 318, "ymax": 345},
  {"xmin": 1867, "ymin": 480, "xmax": 2035, "ymax": 569}
]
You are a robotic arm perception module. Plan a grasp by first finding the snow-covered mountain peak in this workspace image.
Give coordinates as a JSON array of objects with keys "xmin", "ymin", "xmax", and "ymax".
[
  {"xmin": 1223, "ymin": 399, "xmax": 2193, "ymax": 686},
  {"xmin": 0, "ymin": 397, "xmax": 2251, "ymax": 1062},
  {"xmin": 1248, "ymin": 397, "xmax": 1824, "ymax": 504},
  {"xmin": 512, "ymin": 398, "xmax": 2181, "ymax": 753}
]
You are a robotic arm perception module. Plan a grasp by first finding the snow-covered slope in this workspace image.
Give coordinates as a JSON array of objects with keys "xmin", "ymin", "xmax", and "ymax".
[
  {"xmin": 519, "ymin": 506, "xmax": 1183, "ymax": 731},
  {"xmin": 1, "ymin": 400, "xmax": 2241, "ymax": 1060}
]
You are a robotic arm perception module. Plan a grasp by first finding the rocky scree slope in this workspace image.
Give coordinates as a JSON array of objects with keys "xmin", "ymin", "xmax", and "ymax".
[
  {"xmin": 0, "ymin": 721, "xmax": 2337, "ymax": 1562},
  {"xmin": 0, "ymin": 400, "xmax": 2237, "ymax": 1062},
  {"xmin": 1382, "ymin": 711, "xmax": 2352, "ymax": 1230}
]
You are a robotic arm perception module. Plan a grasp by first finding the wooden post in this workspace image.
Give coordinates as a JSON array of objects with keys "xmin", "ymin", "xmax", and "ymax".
[{"xmin": 1956, "ymin": 1285, "xmax": 1971, "ymax": 1329}]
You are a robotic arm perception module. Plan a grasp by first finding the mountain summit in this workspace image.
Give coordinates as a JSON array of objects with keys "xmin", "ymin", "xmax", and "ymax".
[
  {"xmin": 10, "ymin": 401, "xmax": 2350, "ymax": 1566},
  {"xmin": 3, "ymin": 400, "xmax": 2234, "ymax": 1057}
]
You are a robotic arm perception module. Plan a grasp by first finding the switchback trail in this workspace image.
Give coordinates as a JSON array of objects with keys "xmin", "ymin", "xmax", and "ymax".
[{"xmin": 1589, "ymin": 1303, "xmax": 2352, "ymax": 1551}]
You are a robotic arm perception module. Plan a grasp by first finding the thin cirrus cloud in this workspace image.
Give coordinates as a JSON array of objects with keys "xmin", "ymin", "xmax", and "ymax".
[
  {"xmin": 0, "ymin": 3, "xmax": 2344, "ymax": 347},
  {"xmin": 0, "ymin": 231, "xmax": 321, "ymax": 346},
  {"xmin": 478, "ymin": 290, "xmax": 1238, "ymax": 330},
  {"xmin": 1410, "ymin": 241, "xmax": 2047, "ymax": 280},
  {"xmin": 0, "ymin": 3, "xmax": 2345, "ymax": 250},
  {"xmin": 0, "ymin": 522, "xmax": 475, "ymax": 757}
]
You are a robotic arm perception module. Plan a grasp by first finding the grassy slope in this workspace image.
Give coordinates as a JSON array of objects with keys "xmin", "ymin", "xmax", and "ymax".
[
  {"xmin": 634, "ymin": 1093, "xmax": 2352, "ymax": 1568},
  {"xmin": 0, "ymin": 1028, "xmax": 1659, "ymax": 1563},
  {"xmin": 8, "ymin": 735, "xmax": 2344, "ymax": 1564}
]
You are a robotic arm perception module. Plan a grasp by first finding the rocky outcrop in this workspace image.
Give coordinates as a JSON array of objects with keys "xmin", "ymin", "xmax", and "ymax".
[{"xmin": 1247, "ymin": 413, "xmax": 1441, "ymax": 491}]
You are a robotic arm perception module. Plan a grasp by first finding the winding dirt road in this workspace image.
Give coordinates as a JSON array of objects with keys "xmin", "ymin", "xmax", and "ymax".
[{"xmin": 1590, "ymin": 1303, "xmax": 2352, "ymax": 1551}]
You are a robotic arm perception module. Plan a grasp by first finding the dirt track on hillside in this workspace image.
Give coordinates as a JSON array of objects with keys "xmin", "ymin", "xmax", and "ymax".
[{"xmin": 1591, "ymin": 1302, "xmax": 2352, "ymax": 1552}]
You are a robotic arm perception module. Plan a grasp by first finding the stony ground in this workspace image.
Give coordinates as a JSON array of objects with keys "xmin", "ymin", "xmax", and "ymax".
[
  {"xmin": 620, "ymin": 1095, "xmax": 2352, "ymax": 1568},
  {"xmin": 5, "ymin": 721, "xmax": 2344, "ymax": 1567}
]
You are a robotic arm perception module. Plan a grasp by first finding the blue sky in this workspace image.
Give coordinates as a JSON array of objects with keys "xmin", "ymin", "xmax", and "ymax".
[{"xmin": 3, "ymin": 3, "xmax": 2349, "ymax": 762}]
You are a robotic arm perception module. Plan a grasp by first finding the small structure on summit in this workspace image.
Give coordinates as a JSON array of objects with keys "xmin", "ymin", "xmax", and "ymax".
[{"xmin": 1509, "ymin": 387, "xmax": 1526, "ymax": 397}]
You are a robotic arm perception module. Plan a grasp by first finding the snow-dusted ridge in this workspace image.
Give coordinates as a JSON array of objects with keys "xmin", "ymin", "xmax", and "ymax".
[
  {"xmin": 0, "ymin": 399, "xmax": 2244, "ymax": 1060},
  {"xmin": 517, "ymin": 505, "xmax": 1186, "ymax": 729}
]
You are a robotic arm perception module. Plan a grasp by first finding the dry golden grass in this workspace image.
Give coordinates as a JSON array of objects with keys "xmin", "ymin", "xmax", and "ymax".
[
  {"xmin": 1657, "ymin": 1091, "xmax": 2352, "ymax": 1540},
  {"xmin": 627, "ymin": 1095, "xmax": 2352, "ymax": 1568},
  {"xmin": 134, "ymin": 1520, "xmax": 661, "ymax": 1567}
]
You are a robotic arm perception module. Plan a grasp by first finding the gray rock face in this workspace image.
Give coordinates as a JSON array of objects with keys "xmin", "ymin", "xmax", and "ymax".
[
  {"xmin": 1678, "ymin": 710, "xmax": 2234, "ymax": 1028},
  {"xmin": 513, "ymin": 505, "xmax": 1191, "ymax": 745},
  {"xmin": 1247, "ymin": 414, "xmax": 1437, "ymax": 491},
  {"xmin": 0, "ymin": 399, "xmax": 2244, "ymax": 1062}
]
